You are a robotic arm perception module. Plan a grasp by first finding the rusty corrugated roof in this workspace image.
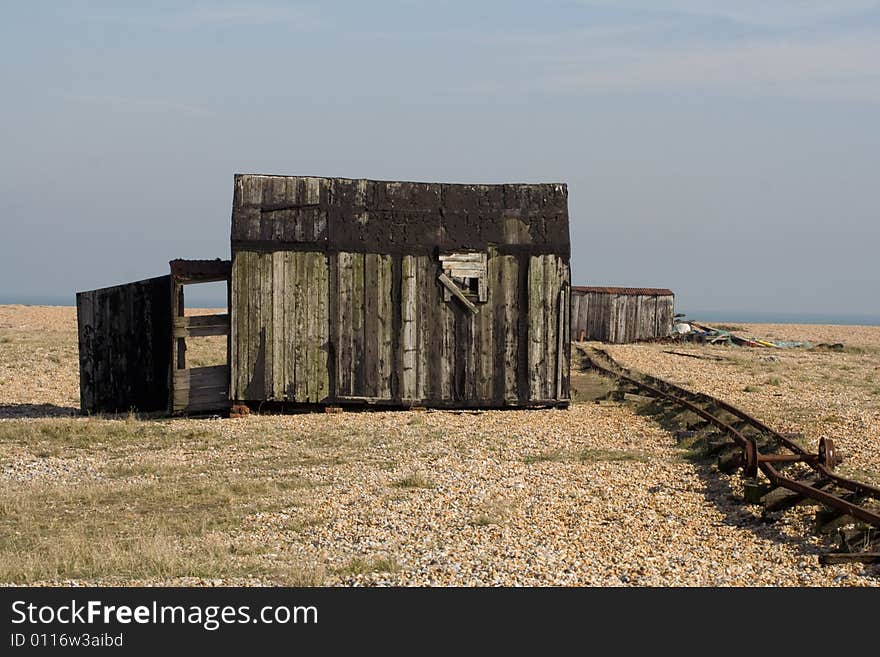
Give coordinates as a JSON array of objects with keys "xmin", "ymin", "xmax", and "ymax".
[{"xmin": 572, "ymin": 286, "xmax": 674, "ymax": 296}]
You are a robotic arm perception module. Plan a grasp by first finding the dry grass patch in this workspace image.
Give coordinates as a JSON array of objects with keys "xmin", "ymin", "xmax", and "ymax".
[
  {"xmin": 524, "ymin": 447, "xmax": 652, "ymax": 464},
  {"xmin": 336, "ymin": 555, "xmax": 399, "ymax": 577},
  {"xmin": 523, "ymin": 449, "xmax": 566, "ymax": 464},
  {"xmin": 470, "ymin": 497, "xmax": 514, "ymax": 527},
  {"xmin": 0, "ymin": 471, "xmax": 317, "ymax": 584},
  {"xmin": 470, "ymin": 510, "xmax": 509, "ymax": 527},
  {"xmin": 0, "ymin": 415, "xmax": 339, "ymax": 584},
  {"xmin": 391, "ymin": 472, "xmax": 434, "ymax": 489},
  {"xmin": 0, "ymin": 407, "xmax": 427, "ymax": 584},
  {"xmin": 0, "ymin": 418, "xmax": 185, "ymax": 456},
  {"xmin": 577, "ymin": 448, "xmax": 652, "ymax": 463}
]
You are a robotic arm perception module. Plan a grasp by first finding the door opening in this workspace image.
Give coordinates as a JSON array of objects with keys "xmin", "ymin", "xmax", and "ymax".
[{"xmin": 170, "ymin": 260, "xmax": 231, "ymax": 414}]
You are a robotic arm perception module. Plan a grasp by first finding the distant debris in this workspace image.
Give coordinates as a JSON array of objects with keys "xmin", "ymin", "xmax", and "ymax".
[
  {"xmin": 814, "ymin": 342, "xmax": 845, "ymax": 351},
  {"xmin": 671, "ymin": 317, "xmax": 812, "ymax": 349}
]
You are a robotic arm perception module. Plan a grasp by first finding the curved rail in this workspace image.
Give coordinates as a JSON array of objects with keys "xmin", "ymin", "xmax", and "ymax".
[{"xmin": 582, "ymin": 346, "xmax": 880, "ymax": 533}]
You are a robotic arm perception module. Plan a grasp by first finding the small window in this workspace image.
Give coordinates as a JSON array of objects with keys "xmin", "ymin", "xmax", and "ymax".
[{"xmin": 439, "ymin": 252, "xmax": 488, "ymax": 303}]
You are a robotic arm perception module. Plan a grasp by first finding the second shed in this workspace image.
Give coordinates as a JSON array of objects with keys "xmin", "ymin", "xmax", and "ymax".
[{"xmin": 570, "ymin": 286, "xmax": 674, "ymax": 343}]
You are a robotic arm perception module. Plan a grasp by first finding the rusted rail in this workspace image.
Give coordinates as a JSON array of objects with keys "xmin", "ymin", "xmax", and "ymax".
[{"xmin": 581, "ymin": 346, "xmax": 880, "ymax": 565}]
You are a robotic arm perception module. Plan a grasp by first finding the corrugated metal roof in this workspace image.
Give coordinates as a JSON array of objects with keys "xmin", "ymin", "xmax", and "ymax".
[{"xmin": 572, "ymin": 286, "xmax": 674, "ymax": 296}]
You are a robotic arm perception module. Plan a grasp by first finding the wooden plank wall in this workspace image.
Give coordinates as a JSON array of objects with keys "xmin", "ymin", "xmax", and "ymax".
[
  {"xmin": 172, "ymin": 365, "xmax": 229, "ymax": 413},
  {"xmin": 402, "ymin": 251, "xmax": 525, "ymax": 404},
  {"xmin": 336, "ymin": 251, "xmax": 529, "ymax": 404},
  {"xmin": 528, "ymin": 255, "xmax": 568, "ymax": 401},
  {"xmin": 570, "ymin": 291, "xmax": 674, "ymax": 343},
  {"xmin": 231, "ymin": 249, "xmax": 569, "ymax": 406},
  {"xmin": 230, "ymin": 250, "xmax": 329, "ymax": 402},
  {"xmin": 231, "ymin": 176, "xmax": 328, "ymax": 244},
  {"xmin": 76, "ymin": 276, "xmax": 172, "ymax": 413},
  {"xmin": 335, "ymin": 252, "xmax": 394, "ymax": 399},
  {"xmin": 356, "ymin": 251, "xmax": 566, "ymax": 405},
  {"xmin": 655, "ymin": 296, "xmax": 674, "ymax": 339}
]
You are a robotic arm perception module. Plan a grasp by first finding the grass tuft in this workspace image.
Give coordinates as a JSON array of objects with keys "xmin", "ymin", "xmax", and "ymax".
[
  {"xmin": 523, "ymin": 449, "xmax": 566, "ymax": 464},
  {"xmin": 391, "ymin": 472, "xmax": 434, "ymax": 489},
  {"xmin": 336, "ymin": 555, "xmax": 399, "ymax": 577},
  {"xmin": 577, "ymin": 448, "xmax": 651, "ymax": 463}
]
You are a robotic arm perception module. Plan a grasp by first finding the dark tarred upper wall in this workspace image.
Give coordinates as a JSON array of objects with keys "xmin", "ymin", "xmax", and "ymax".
[
  {"xmin": 571, "ymin": 286, "xmax": 674, "ymax": 297},
  {"xmin": 231, "ymin": 174, "xmax": 569, "ymax": 258}
]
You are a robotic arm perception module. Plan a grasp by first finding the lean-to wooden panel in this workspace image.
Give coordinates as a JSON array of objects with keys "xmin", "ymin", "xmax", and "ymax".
[{"xmin": 76, "ymin": 276, "xmax": 172, "ymax": 413}]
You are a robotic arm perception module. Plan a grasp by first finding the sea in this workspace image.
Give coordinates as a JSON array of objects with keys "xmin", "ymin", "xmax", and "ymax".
[
  {"xmin": 0, "ymin": 293, "xmax": 226, "ymax": 309},
  {"xmin": 679, "ymin": 310, "xmax": 880, "ymax": 327},
  {"xmin": 2, "ymin": 295, "xmax": 878, "ymax": 326}
]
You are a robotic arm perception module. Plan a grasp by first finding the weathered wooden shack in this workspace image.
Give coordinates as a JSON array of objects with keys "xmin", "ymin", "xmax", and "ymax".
[
  {"xmin": 230, "ymin": 174, "xmax": 571, "ymax": 409},
  {"xmin": 570, "ymin": 286, "xmax": 674, "ymax": 344},
  {"xmin": 77, "ymin": 175, "xmax": 571, "ymax": 413}
]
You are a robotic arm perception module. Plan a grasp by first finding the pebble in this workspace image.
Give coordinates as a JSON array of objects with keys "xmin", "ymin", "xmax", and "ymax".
[{"xmin": 2, "ymin": 308, "xmax": 878, "ymax": 586}]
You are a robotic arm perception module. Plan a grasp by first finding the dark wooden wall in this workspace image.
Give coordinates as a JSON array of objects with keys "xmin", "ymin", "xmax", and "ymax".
[
  {"xmin": 230, "ymin": 175, "xmax": 571, "ymax": 408},
  {"xmin": 76, "ymin": 276, "xmax": 172, "ymax": 413},
  {"xmin": 571, "ymin": 288, "xmax": 674, "ymax": 343},
  {"xmin": 230, "ymin": 176, "xmax": 569, "ymax": 254}
]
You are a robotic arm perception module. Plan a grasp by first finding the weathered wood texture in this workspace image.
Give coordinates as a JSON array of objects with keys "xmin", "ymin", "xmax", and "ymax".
[
  {"xmin": 230, "ymin": 175, "xmax": 571, "ymax": 407},
  {"xmin": 570, "ymin": 287, "xmax": 674, "ymax": 343},
  {"xmin": 172, "ymin": 314, "xmax": 229, "ymax": 338},
  {"xmin": 231, "ymin": 175, "xmax": 569, "ymax": 255},
  {"xmin": 230, "ymin": 251, "xmax": 329, "ymax": 402},
  {"xmin": 76, "ymin": 276, "xmax": 172, "ymax": 413},
  {"xmin": 527, "ymin": 255, "xmax": 570, "ymax": 401},
  {"xmin": 172, "ymin": 365, "xmax": 229, "ymax": 413}
]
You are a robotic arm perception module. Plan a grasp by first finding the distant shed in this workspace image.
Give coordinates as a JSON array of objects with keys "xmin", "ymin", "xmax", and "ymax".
[{"xmin": 570, "ymin": 286, "xmax": 674, "ymax": 343}]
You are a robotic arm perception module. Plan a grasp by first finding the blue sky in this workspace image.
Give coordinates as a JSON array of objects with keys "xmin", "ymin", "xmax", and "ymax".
[{"xmin": 1, "ymin": 1, "xmax": 879, "ymax": 316}]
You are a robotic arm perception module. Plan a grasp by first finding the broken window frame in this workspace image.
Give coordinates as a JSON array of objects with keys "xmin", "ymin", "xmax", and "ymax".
[{"xmin": 438, "ymin": 252, "xmax": 488, "ymax": 309}]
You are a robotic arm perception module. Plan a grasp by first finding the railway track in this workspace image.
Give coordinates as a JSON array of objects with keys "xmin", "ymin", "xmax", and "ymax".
[{"xmin": 580, "ymin": 345, "xmax": 880, "ymax": 565}]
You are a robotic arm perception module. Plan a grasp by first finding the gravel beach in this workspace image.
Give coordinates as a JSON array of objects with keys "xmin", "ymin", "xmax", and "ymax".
[{"xmin": 1, "ymin": 306, "xmax": 877, "ymax": 586}]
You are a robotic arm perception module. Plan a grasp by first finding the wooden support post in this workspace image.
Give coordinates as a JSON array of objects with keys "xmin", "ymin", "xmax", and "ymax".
[
  {"xmin": 815, "ymin": 509, "xmax": 853, "ymax": 534},
  {"xmin": 819, "ymin": 552, "xmax": 880, "ymax": 565},
  {"xmin": 762, "ymin": 487, "xmax": 805, "ymax": 513},
  {"xmin": 175, "ymin": 283, "xmax": 186, "ymax": 370},
  {"xmin": 556, "ymin": 286, "xmax": 565, "ymax": 400},
  {"xmin": 743, "ymin": 478, "xmax": 770, "ymax": 504}
]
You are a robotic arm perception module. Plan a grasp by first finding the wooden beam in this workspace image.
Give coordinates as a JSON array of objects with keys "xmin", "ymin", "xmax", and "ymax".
[
  {"xmin": 556, "ymin": 285, "xmax": 565, "ymax": 400},
  {"xmin": 439, "ymin": 253, "xmax": 484, "ymax": 263},
  {"xmin": 173, "ymin": 314, "xmax": 229, "ymax": 328},
  {"xmin": 437, "ymin": 273, "xmax": 478, "ymax": 314},
  {"xmin": 173, "ymin": 324, "xmax": 229, "ymax": 338}
]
